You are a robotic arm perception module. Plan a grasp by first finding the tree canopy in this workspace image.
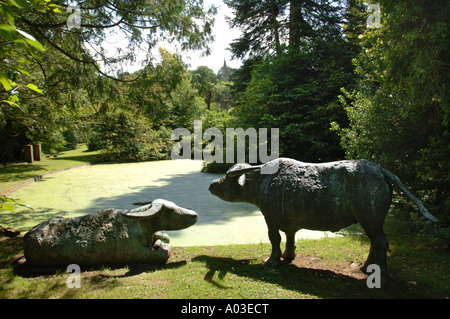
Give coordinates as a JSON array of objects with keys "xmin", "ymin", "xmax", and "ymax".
[
  {"xmin": 0, "ymin": 0, "xmax": 216, "ymax": 160},
  {"xmin": 334, "ymin": 0, "xmax": 450, "ymax": 225},
  {"xmin": 227, "ymin": 0, "xmax": 357, "ymax": 161}
]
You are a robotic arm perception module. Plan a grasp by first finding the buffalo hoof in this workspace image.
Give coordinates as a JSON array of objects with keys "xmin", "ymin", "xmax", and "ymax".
[
  {"xmin": 282, "ymin": 251, "xmax": 296, "ymax": 262},
  {"xmin": 264, "ymin": 256, "xmax": 281, "ymax": 268}
]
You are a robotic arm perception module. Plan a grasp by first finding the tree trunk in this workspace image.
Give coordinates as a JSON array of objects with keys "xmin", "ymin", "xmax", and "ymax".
[
  {"xmin": 269, "ymin": 0, "xmax": 282, "ymax": 56},
  {"xmin": 289, "ymin": 0, "xmax": 303, "ymax": 52}
]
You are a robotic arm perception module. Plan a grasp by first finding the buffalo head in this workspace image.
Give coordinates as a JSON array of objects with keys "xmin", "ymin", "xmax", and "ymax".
[
  {"xmin": 208, "ymin": 163, "xmax": 262, "ymax": 202},
  {"xmin": 123, "ymin": 199, "xmax": 198, "ymax": 231}
]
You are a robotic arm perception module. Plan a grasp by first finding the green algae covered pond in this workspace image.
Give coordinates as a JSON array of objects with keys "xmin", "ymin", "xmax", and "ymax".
[{"xmin": 1, "ymin": 158, "xmax": 334, "ymax": 246}]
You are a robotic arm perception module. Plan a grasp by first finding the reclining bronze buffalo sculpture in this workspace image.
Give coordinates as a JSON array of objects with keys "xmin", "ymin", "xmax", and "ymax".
[{"xmin": 24, "ymin": 199, "xmax": 198, "ymax": 267}]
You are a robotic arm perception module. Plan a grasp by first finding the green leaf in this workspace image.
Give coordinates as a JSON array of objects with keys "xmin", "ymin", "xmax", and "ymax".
[
  {"xmin": 16, "ymin": 59, "xmax": 32, "ymax": 65},
  {"xmin": 2, "ymin": 99, "xmax": 19, "ymax": 107},
  {"xmin": 0, "ymin": 203, "xmax": 15, "ymax": 212},
  {"xmin": 26, "ymin": 83, "xmax": 43, "ymax": 94},
  {"xmin": 7, "ymin": 0, "xmax": 24, "ymax": 9},
  {"xmin": 9, "ymin": 94, "xmax": 19, "ymax": 102},
  {"xmin": 0, "ymin": 196, "xmax": 15, "ymax": 203},
  {"xmin": 7, "ymin": 0, "xmax": 31, "ymax": 10},
  {"xmin": 17, "ymin": 202, "xmax": 34, "ymax": 210},
  {"xmin": 0, "ymin": 195, "xmax": 33, "ymax": 212},
  {"xmin": 13, "ymin": 37, "xmax": 45, "ymax": 52},
  {"xmin": 0, "ymin": 3, "xmax": 15, "ymax": 26},
  {"xmin": 0, "ymin": 72, "xmax": 12, "ymax": 91},
  {"xmin": 13, "ymin": 65, "xmax": 30, "ymax": 75},
  {"xmin": 16, "ymin": 29, "xmax": 45, "ymax": 51},
  {"xmin": 0, "ymin": 23, "xmax": 19, "ymax": 41}
]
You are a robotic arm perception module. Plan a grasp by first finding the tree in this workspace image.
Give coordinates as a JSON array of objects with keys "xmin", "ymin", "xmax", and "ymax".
[
  {"xmin": 227, "ymin": 0, "xmax": 357, "ymax": 162},
  {"xmin": 0, "ymin": 0, "xmax": 56, "ymax": 106},
  {"xmin": 214, "ymin": 80, "xmax": 234, "ymax": 110},
  {"xmin": 224, "ymin": 0, "xmax": 288, "ymax": 58},
  {"xmin": 91, "ymin": 107, "xmax": 173, "ymax": 162},
  {"xmin": 15, "ymin": 0, "xmax": 216, "ymax": 81},
  {"xmin": 335, "ymin": 0, "xmax": 450, "ymax": 223},
  {"xmin": 232, "ymin": 48, "xmax": 352, "ymax": 162},
  {"xmin": 127, "ymin": 48, "xmax": 204, "ymax": 129},
  {"xmin": 225, "ymin": 0, "xmax": 347, "ymax": 58},
  {"xmin": 1, "ymin": 0, "xmax": 217, "ymax": 162},
  {"xmin": 191, "ymin": 66, "xmax": 217, "ymax": 109}
]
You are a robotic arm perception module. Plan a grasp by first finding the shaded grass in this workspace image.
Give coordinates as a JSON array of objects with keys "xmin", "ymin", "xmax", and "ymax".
[
  {"xmin": 1, "ymin": 230, "xmax": 448, "ymax": 299},
  {"xmin": 0, "ymin": 145, "xmax": 100, "ymax": 195}
]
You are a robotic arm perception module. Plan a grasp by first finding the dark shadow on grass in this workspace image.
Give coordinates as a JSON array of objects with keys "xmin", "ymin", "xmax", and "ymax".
[
  {"xmin": 191, "ymin": 255, "xmax": 419, "ymax": 298},
  {"xmin": 192, "ymin": 255, "xmax": 364, "ymax": 298},
  {"xmin": 100, "ymin": 260, "xmax": 188, "ymax": 278},
  {"xmin": 12, "ymin": 254, "xmax": 188, "ymax": 279},
  {"xmin": 49, "ymin": 154, "xmax": 100, "ymax": 163},
  {"xmin": 0, "ymin": 163, "xmax": 47, "ymax": 183}
]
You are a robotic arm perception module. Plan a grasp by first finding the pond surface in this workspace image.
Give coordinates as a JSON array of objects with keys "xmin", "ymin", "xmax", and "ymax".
[{"xmin": 1, "ymin": 160, "xmax": 334, "ymax": 246}]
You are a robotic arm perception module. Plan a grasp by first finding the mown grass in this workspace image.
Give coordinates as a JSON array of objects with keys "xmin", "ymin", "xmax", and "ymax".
[
  {"xmin": 0, "ymin": 145, "xmax": 100, "ymax": 195},
  {"xmin": 1, "ymin": 229, "xmax": 448, "ymax": 299}
]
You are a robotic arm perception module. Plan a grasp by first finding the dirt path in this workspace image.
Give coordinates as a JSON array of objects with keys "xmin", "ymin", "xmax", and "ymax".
[{"xmin": 1, "ymin": 160, "xmax": 335, "ymax": 246}]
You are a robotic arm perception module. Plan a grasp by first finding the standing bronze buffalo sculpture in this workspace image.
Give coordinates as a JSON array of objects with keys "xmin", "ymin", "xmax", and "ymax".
[{"xmin": 209, "ymin": 158, "xmax": 438, "ymax": 285}]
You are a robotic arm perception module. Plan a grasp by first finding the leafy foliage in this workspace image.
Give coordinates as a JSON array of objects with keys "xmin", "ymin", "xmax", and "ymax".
[
  {"xmin": 0, "ymin": 195, "xmax": 32, "ymax": 212},
  {"xmin": 0, "ymin": 0, "xmax": 54, "ymax": 106},
  {"xmin": 0, "ymin": 1, "xmax": 216, "ymax": 162},
  {"xmin": 91, "ymin": 109, "xmax": 173, "ymax": 163},
  {"xmin": 227, "ymin": 0, "xmax": 357, "ymax": 162},
  {"xmin": 191, "ymin": 66, "xmax": 217, "ymax": 109},
  {"xmin": 334, "ymin": 0, "xmax": 450, "ymax": 224}
]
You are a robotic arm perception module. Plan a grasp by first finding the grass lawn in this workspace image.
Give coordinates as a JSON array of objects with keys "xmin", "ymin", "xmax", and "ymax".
[
  {"xmin": 0, "ymin": 229, "xmax": 449, "ymax": 299},
  {"xmin": 0, "ymin": 145, "xmax": 100, "ymax": 195}
]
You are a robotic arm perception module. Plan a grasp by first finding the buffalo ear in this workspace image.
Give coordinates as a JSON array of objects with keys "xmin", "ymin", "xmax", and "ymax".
[
  {"xmin": 122, "ymin": 199, "xmax": 164, "ymax": 220},
  {"xmin": 226, "ymin": 163, "xmax": 262, "ymax": 178},
  {"xmin": 238, "ymin": 174, "xmax": 246, "ymax": 187}
]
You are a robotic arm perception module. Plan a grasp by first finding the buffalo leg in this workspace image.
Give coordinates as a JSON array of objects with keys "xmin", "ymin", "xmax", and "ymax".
[
  {"xmin": 265, "ymin": 224, "xmax": 282, "ymax": 267},
  {"xmin": 361, "ymin": 246, "xmax": 375, "ymax": 272},
  {"xmin": 367, "ymin": 232, "xmax": 388, "ymax": 274},
  {"xmin": 282, "ymin": 232, "xmax": 296, "ymax": 262},
  {"xmin": 360, "ymin": 226, "xmax": 389, "ymax": 286}
]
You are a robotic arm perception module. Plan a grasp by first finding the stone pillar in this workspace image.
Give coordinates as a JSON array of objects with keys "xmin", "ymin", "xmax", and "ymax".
[
  {"xmin": 24, "ymin": 144, "xmax": 34, "ymax": 163},
  {"xmin": 33, "ymin": 144, "xmax": 42, "ymax": 161}
]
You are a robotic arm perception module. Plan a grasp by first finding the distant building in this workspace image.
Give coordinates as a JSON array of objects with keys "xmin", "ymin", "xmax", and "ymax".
[
  {"xmin": 216, "ymin": 59, "xmax": 233, "ymax": 110},
  {"xmin": 218, "ymin": 59, "xmax": 230, "ymax": 82}
]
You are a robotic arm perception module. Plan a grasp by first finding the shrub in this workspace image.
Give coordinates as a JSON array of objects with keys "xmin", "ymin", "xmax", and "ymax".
[{"xmin": 93, "ymin": 110, "xmax": 173, "ymax": 162}]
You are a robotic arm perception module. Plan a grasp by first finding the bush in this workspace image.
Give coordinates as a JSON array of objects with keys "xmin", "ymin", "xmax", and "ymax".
[
  {"xmin": 93, "ymin": 110, "xmax": 173, "ymax": 162},
  {"xmin": 86, "ymin": 132, "xmax": 105, "ymax": 151},
  {"xmin": 63, "ymin": 129, "xmax": 78, "ymax": 150}
]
